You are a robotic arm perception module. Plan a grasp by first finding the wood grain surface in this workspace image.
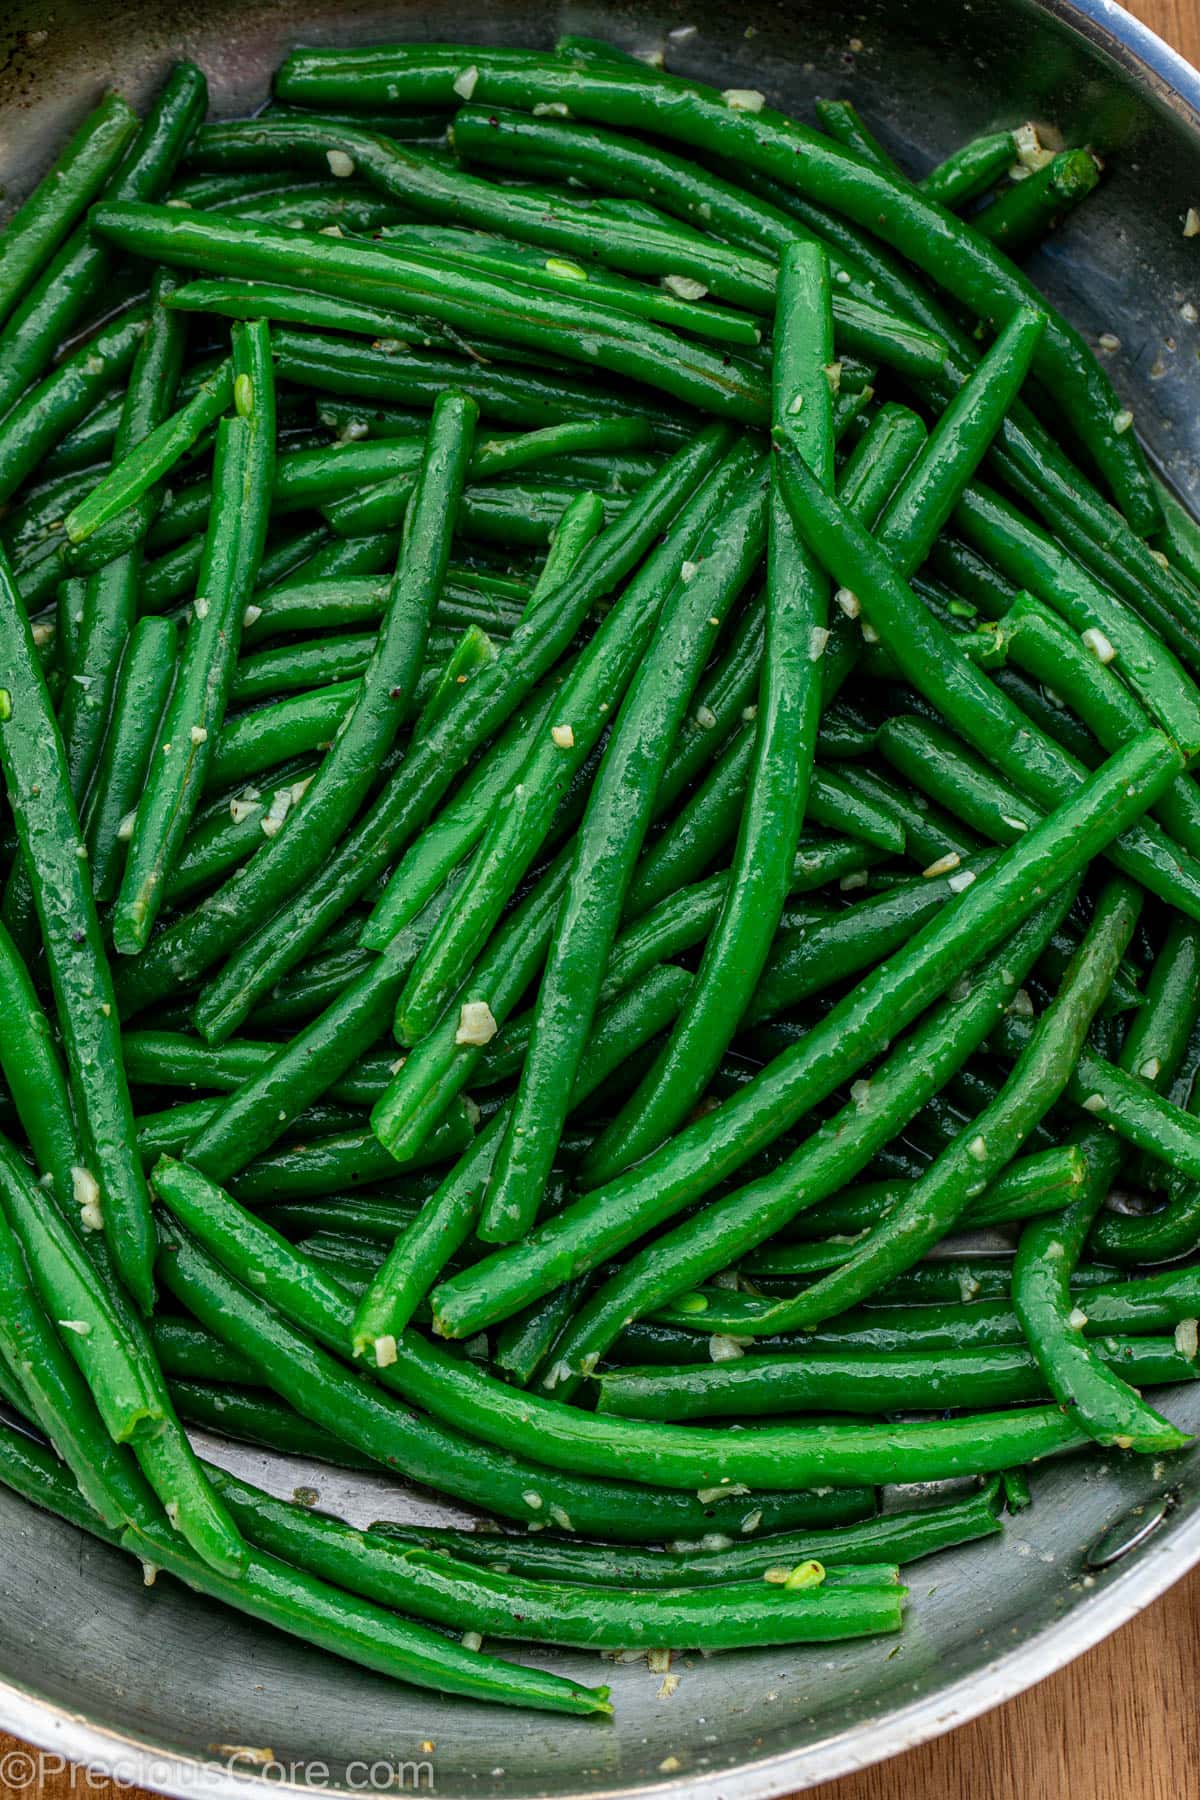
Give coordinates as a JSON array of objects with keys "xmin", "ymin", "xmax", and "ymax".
[{"xmin": 1, "ymin": 0, "xmax": 1199, "ymax": 1796}]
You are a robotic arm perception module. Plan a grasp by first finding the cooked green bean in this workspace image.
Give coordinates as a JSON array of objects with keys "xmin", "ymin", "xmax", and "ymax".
[
  {"xmin": 113, "ymin": 320, "xmax": 276, "ymax": 953},
  {"xmin": 595, "ymin": 1335, "xmax": 1194, "ymax": 1420},
  {"xmin": 211, "ymin": 1468, "xmax": 905, "ymax": 1649},
  {"xmin": 64, "ymin": 359, "xmax": 233, "ymax": 548},
  {"xmin": 973, "ymin": 149, "xmax": 1101, "ymax": 254},
  {"xmin": 158, "ymin": 1217, "xmax": 859, "ymax": 1539},
  {"xmin": 0, "ymin": 547, "xmax": 157, "ymax": 1307},
  {"xmin": 435, "ymin": 733, "xmax": 1176, "ymax": 1345},
  {"xmin": 116, "ymin": 427, "xmax": 727, "ymax": 1027},
  {"xmin": 920, "ymin": 129, "xmax": 1021, "ymax": 207},
  {"xmin": 0, "ymin": 91, "xmax": 138, "ymax": 324},
  {"xmin": 0, "ymin": 1414, "xmax": 609, "ymax": 1715},
  {"xmin": 276, "ymin": 45, "xmax": 1156, "ymax": 528},
  {"xmin": 374, "ymin": 1483, "xmax": 998, "ymax": 1584},
  {"xmin": 0, "ymin": 63, "xmax": 206, "ymax": 425}
]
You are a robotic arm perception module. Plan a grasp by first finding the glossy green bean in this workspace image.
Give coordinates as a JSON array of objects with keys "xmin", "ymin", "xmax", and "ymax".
[
  {"xmin": 0, "ymin": 63, "xmax": 206, "ymax": 425},
  {"xmin": 0, "ymin": 547, "xmax": 157, "ymax": 1307},
  {"xmin": 276, "ymin": 46, "xmax": 1156, "ymax": 528},
  {"xmin": 374, "ymin": 1483, "xmax": 997, "ymax": 1584},
  {"xmin": 435, "ymin": 732, "xmax": 1177, "ymax": 1346},
  {"xmin": 595, "ymin": 1334, "xmax": 1193, "ymax": 1420},
  {"xmin": 212, "ymin": 1468, "xmax": 905, "ymax": 1649},
  {"xmin": 158, "ymin": 1218, "xmax": 857, "ymax": 1539},
  {"xmin": 919, "ymin": 129, "xmax": 1020, "ymax": 207},
  {"xmin": 92, "ymin": 201, "xmax": 770, "ymax": 424},
  {"xmin": 973, "ymin": 149, "xmax": 1101, "ymax": 254},
  {"xmin": 64, "ymin": 360, "xmax": 233, "ymax": 547},
  {"xmin": 113, "ymin": 320, "xmax": 276, "ymax": 953},
  {"xmin": 0, "ymin": 92, "xmax": 138, "ymax": 324},
  {"xmin": 116, "ymin": 427, "xmax": 728, "ymax": 1026}
]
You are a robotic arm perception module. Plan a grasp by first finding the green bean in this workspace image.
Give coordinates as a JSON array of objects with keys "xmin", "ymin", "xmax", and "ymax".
[
  {"xmin": 596, "ymin": 1334, "xmax": 1193, "ymax": 1421},
  {"xmin": 258, "ymin": 99, "xmax": 451, "ymax": 138},
  {"xmin": 416, "ymin": 451, "xmax": 765, "ymax": 1234},
  {"xmin": 0, "ymin": 63, "xmax": 206, "ymax": 425},
  {"xmin": 113, "ymin": 320, "xmax": 276, "ymax": 953},
  {"xmin": 816, "ymin": 97, "xmax": 903, "ymax": 168},
  {"xmin": 876, "ymin": 714, "xmax": 1042, "ymax": 847},
  {"xmin": 436, "ymin": 730, "xmax": 1177, "ymax": 1345},
  {"xmin": 919, "ymin": 129, "xmax": 1020, "ymax": 207},
  {"xmin": 0, "ymin": 548, "xmax": 157, "ymax": 1307},
  {"xmin": 954, "ymin": 482, "xmax": 1200, "ymax": 757},
  {"xmin": 544, "ymin": 244, "xmax": 833, "ymax": 1222},
  {"xmin": 122, "ymin": 1031, "xmax": 392, "ymax": 1107},
  {"xmin": 0, "ymin": 92, "xmax": 138, "ymax": 323},
  {"xmin": 230, "ymin": 635, "xmax": 375, "ymax": 703},
  {"xmin": 779, "ymin": 1145, "xmax": 1087, "ymax": 1241},
  {"xmin": 355, "ymin": 966, "xmax": 691, "ymax": 1357},
  {"xmin": 391, "ymin": 441, "xmax": 762, "ymax": 1047},
  {"xmin": 647, "ymin": 1264, "xmax": 1200, "ymax": 1358},
  {"xmin": 773, "ymin": 443, "xmax": 1200, "ymax": 915},
  {"xmin": 0, "ymin": 1204, "xmax": 139, "ymax": 1529},
  {"xmin": 166, "ymin": 1379, "xmax": 377, "ymax": 1470},
  {"xmin": 0, "ymin": 920, "xmax": 81, "ymax": 1207},
  {"xmin": 63, "ymin": 358, "xmax": 233, "ymax": 552},
  {"xmin": 0, "ymin": 301, "xmax": 148, "ymax": 509},
  {"xmin": 493, "ymin": 1279, "xmax": 587, "ymax": 1388},
  {"xmin": 224, "ymin": 1108, "xmax": 474, "ymax": 1206},
  {"xmin": 159, "ymin": 1216, "xmax": 856, "ymax": 1539},
  {"xmin": 375, "ymin": 1484, "xmax": 997, "ymax": 1585},
  {"xmin": 835, "ymin": 403, "xmax": 928, "ymax": 525},
  {"xmin": 273, "ymin": 326, "xmax": 687, "ymax": 437},
  {"xmin": 972, "ymin": 150, "xmax": 1101, "ymax": 254},
  {"xmin": 746, "ymin": 861, "xmax": 994, "ymax": 1024},
  {"xmin": 93, "ymin": 201, "xmax": 769, "ymax": 424},
  {"xmin": 205, "ymin": 683, "xmax": 361, "ymax": 791},
  {"xmin": 189, "ymin": 115, "xmax": 936, "ymax": 373},
  {"xmin": 116, "ymin": 428, "xmax": 728, "ymax": 1026},
  {"xmin": 242, "ymin": 572, "xmax": 521, "ymax": 645},
  {"xmin": 211, "ymin": 1469, "xmax": 905, "ymax": 1650},
  {"xmin": 1154, "ymin": 481, "xmax": 1200, "ymax": 590},
  {"xmin": 167, "ymin": 277, "xmax": 464, "ymax": 349},
  {"xmin": 993, "ymin": 592, "xmax": 1200, "ymax": 858},
  {"xmin": 277, "ymin": 46, "xmax": 1156, "ymax": 528},
  {"xmin": 322, "ymin": 416, "xmax": 650, "ymax": 538},
  {"xmin": 136, "ymin": 1096, "xmax": 361, "ymax": 1166},
  {"xmin": 39, "ymin": 392, "xmax": 127, "ymax": 479},
  {"xmin": 150, "ymin": 1317, "xmax": 258, "ymax": 1384},
  {"xmin": 53, "ymin": 274, "xmax": 186, "ymax": 813}
]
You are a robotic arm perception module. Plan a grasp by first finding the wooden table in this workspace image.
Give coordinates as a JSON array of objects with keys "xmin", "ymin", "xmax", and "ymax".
[{"xmin": 2, "ymin": 0, "xmax": 1200, "ymax": 1795}]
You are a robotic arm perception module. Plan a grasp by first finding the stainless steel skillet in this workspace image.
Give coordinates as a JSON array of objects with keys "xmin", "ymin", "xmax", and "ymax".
[{"xmin": 1, "ymin": 0, "xmax": 1200, "ymax": 1791}]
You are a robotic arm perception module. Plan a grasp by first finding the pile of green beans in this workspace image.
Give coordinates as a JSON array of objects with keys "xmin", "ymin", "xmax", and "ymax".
[{"xmin": 2, "ymin": 34, "xmax": 1200, "ymax": 1720}]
